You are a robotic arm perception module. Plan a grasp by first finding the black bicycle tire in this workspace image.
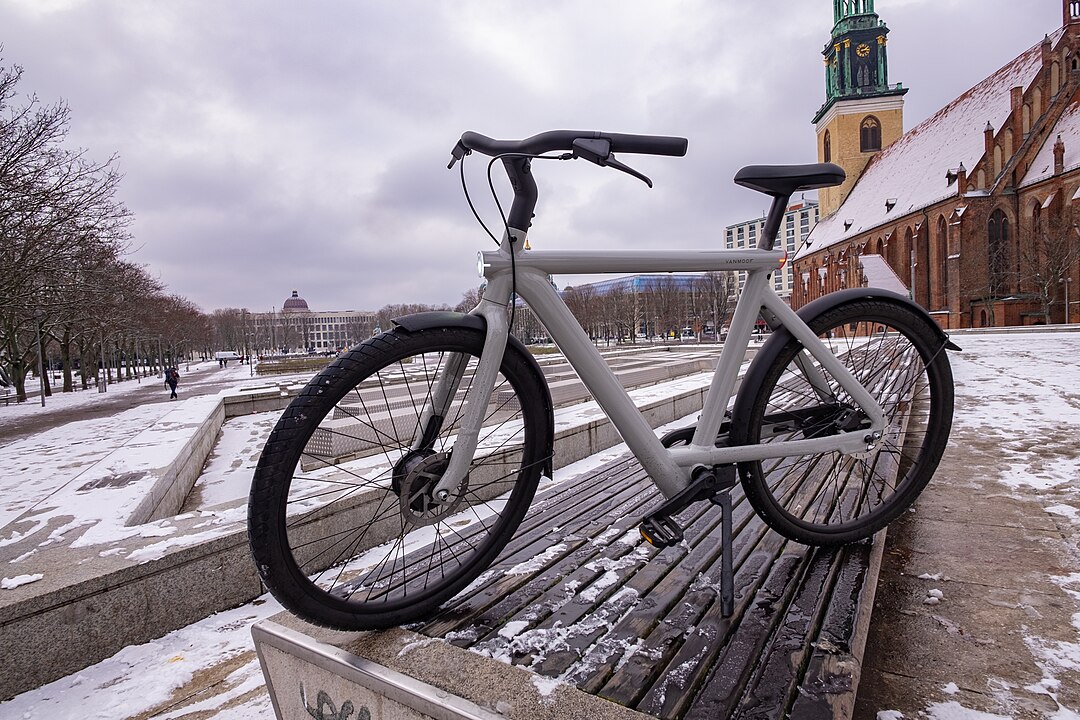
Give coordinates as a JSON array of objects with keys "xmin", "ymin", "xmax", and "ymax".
[
  {"xmin": 731, "ymin": 299, "xmax": 954, "ymax": 546},
  {"xmin": 248, "ymin": 326, "xmax": 550, "ymax": 629}
]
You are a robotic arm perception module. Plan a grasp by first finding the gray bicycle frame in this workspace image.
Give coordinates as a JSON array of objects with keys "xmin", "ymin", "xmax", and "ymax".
[{"xmin": 426, "ymin": 231, "xmax": 886, "ymax": 502}]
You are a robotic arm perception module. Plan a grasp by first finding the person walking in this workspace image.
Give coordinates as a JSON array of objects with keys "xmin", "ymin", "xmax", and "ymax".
[{"xmin": 164, "ymin": 367, "xmax": 180, "ymax": 399}]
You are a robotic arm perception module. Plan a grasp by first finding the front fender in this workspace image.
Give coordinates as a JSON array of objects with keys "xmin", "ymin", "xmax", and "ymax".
[
  {"xmin": 390, "ymin": 311, "xmax": 555, "ymax": 477},
  {"xmin": 391, "ymin": 311, "xmax": 485, "ymax": 334}
]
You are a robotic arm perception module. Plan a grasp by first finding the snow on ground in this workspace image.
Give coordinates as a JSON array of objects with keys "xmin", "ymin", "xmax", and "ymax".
[
  {"xmin": 0, "ymin": 362, "xmax": 314, "ymax": 528},
  {"xmin": 950, "ymin": 334, "xmax": 1080, "ymax": 715},
  {"xmin": 0, "ymin": 439, "xmax": 665, "ymax": 719},
  {"xmin": 0, "ymin": 592, "xmax": 284, "ymax": 720},
  {"xmin": 1, "ymin": 334, "xmax": 1079, "ymax": 718},
  {"xmin": 881, "ymin": 332, "xmax": 1080, "ymax": 720}
]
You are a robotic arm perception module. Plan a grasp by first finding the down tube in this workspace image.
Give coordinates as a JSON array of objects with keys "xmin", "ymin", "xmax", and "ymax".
[{"xmin": 515, "ymin": 268, "xmax": 690, "ymax": 498}]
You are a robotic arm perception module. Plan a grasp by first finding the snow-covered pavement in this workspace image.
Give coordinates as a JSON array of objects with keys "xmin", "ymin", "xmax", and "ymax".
[{"xmin": 1, "ymin": 333, "xmax": 1079, "ymax": 719}]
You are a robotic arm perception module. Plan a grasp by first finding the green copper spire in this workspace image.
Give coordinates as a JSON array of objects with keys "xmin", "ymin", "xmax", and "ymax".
[
  {"xmin": 834, "ymin": 0, "xmax": 876, "ymax": 25},
  {"xmin": 814, "ymin": 0, "xmax": 906, "ymax": 124}
]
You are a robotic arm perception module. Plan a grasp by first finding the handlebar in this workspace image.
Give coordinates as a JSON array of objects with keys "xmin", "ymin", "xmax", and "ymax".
[
  {"xmin": 450, "ymin": 129, "xmax": 688, "ymax": 234},
  {"xmin": 458, "ymin": 130, "xmax": 688, "ymax": 159}
]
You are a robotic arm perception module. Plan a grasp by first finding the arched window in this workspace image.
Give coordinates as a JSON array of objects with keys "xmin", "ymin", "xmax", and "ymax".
[
  {"xmin": 935, "ymin": 216, "xmax": 949, "ymax": 310},
  {"xmin": 857, "ymin": 62, "xmax": 871, "ymax": 87},
  {"xmin": 902, "ymin": 227, "xmax": 914, "ymax": 287},
  {"xmin": 1023, "ymin": 104, "xmax": 1031, "ymax": 135},
  {"xmin": 988, "ymin": 209, "xmax": 1010, "ymax": 294},
  {"xmin": 823, "ymin": 130, "xmax": 832, "ymax": 163},
  {"xmin": 860, "ymin": 116, "xmax": 882, "ymax": 152},
  {"xmin": 1072, "ymin": 0, "xmax": 1080, "ymax": 19},
  {"xmin": 1031, "ymin": 201, "xmax": 1045, "ymax": 287},
  {"xmin": 916, "ymin": 226, "xmax": 931, "ymax": 308},
  {"xmin": 875, "ymin": 238, "xmax": 884, "ymax": 256}
]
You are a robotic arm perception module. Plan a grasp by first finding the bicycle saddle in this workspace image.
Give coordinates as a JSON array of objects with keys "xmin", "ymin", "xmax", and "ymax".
[{"xmin": 734, "ymin": 163, "xmax": 845, "ymax": 197}]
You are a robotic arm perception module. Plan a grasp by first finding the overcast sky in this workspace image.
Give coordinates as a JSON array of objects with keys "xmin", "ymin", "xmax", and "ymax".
[{"xmin": 0, "ymin": 0, "xmax": 1066, "ymax": 314}]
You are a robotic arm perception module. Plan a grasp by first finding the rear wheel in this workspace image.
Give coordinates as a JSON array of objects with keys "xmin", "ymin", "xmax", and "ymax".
[
  {"xmin": 248, "ymin": 326, "xmax": 550, "ymax": 629},
  {"xmin": 731, "ymin": 300, "xmax": 954, "ymax": 546}
]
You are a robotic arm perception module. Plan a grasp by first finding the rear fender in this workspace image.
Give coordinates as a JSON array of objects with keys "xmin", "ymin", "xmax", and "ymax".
[
  {"xmin": 731, "ymin": 289, "xmax": 956, "ymax": 444},
  {"xmin": 784, "ymin": 288, "xmax": 957, "ymax": 351}
]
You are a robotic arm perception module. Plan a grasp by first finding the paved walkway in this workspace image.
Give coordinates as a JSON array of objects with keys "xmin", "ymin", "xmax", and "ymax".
[
  {"xmin": 0, "ymin": 362, "xmax": 260, "ymax": 444},
  {"xmin": 854, "ymin": 334, "xmax": 1080, "ymax": 719}
]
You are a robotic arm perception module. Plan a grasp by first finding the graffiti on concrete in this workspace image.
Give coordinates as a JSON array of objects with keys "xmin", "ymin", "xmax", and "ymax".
[{"xmin": 300, "ymin": 682, "xmax": 371, "ymax": 720}]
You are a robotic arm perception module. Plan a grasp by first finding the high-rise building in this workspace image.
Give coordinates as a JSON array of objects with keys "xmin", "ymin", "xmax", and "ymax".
[{"xmin": 724, "ymin": 198, "xmax": 820, "ymax": 301}]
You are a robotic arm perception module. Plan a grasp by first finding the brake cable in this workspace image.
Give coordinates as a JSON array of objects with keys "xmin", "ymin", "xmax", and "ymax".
[{"xmin": 457, "ymin": 150, "xmax": 572, "ymax": 333}]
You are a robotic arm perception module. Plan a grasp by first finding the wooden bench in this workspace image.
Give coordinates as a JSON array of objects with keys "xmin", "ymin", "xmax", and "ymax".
[{"xmin": 413, "ymin": 452, "xmax": 881, "ymax": 719}]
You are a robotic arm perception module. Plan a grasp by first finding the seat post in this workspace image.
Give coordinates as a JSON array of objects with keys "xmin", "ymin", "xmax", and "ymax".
[{"xmin": 759, "ymin": 193, "xmax": 792, "ymax": 251}]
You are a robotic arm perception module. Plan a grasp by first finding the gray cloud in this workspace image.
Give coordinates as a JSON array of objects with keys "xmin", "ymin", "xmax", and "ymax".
[{"xmin": 0, "ymin": 0, "xmax": 1064, "ymax": 313}]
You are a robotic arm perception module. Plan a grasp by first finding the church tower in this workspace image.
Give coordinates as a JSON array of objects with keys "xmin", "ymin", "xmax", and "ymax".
[{"xmin": 813, "ymin": 0, "xmax": 907, "ymax": 218}]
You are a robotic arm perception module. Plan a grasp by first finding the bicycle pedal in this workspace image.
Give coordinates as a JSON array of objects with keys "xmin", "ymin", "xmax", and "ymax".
[{"xmin": 640, "ymin": 515, "xmax": 684, "ymax": 548}]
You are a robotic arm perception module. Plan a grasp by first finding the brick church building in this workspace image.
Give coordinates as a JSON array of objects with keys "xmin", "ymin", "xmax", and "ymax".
[{"xmin": 792, "ymin": 0, "xmax": 1080, "ymax": 328}]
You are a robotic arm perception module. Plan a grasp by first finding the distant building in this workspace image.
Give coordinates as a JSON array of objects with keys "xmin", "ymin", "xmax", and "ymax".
[
  {"xmin": 724, "ymin": 198, "xmax": 819, "ymax": 301},
  {"xmin": 794, "ymin": 0, "xmax": 1080, "ymax": 328},
  {"xmin": 251, "ymin": 290, "xmax": 376, "ymax": 353}
]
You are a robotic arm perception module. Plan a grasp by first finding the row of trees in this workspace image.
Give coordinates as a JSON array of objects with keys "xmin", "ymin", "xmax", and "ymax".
[
  {"xmin": 512, "ymin": 272, "xmax": 740, "ymax": 345},
  {"xmin": 0, "ymin": 59, "xmax": 210, "ymax": 402}
]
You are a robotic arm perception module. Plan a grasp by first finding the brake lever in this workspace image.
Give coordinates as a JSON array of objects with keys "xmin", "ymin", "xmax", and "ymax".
[
  {"xmin": 571, "ymin": 137, "xmax": 653, "ymax": 188},
  {"xmin": 605, "ymin": 155, "xmax": 653, "ymax": 188}
]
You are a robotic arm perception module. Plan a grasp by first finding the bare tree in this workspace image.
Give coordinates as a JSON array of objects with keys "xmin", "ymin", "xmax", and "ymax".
[
  {"xmin": 604, "ymin": 283, "xmax": 639, "ymax": 343},
  {"xmin": 1019, "ymin": 223, "xmax": 1080, "ymax": 324},
  {"xmin": 211, "ymin": 308, "xmax": 247, "ymax": 352},
  {"xmin": 454, "ymin": 285, "xmax": 483, "ymax": 313},
  {"xmin": 562, "ymin": 284, "xmax": 597, "ymax": 340},
  {"xmin": 642, "ymin": 276, "xmax": 682, "ymax": 341},
  {"xmin": 0, "ymin": 58, "xmax": 133, "ymax": 400},
  {"xmin": 697, "ymin": 271, "xmax": 736, "ymax": 338}
]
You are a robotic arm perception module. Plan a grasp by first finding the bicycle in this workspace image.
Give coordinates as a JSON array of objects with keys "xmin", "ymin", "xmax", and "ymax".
[{"xmin": 248, "ymin": 129, "xmax": 956, "ymax": 631}]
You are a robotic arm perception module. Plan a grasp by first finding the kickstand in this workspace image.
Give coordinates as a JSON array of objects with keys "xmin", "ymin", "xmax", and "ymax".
[{"xmin": 716, "ymin": 490, "xmax": 734, "ymax": 617}]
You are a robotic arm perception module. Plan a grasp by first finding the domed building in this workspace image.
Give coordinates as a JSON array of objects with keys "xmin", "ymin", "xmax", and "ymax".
[
  {"xmin": 251, "ymin": 290, "xmax": 376, "ymax": 354},
  {"xmin": 281, "ymin": 290, "xmax": 311, "ymax": 315}
]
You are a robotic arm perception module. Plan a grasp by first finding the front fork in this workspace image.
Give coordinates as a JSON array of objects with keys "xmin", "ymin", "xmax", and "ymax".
[{"xmin": 420, "ymin": 269, "xmax": 515, "ymax": 502}]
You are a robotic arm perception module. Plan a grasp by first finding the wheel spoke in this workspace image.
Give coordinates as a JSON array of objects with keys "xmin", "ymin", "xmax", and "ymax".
[
  {"xmin": 250, "ymin": 328, "xmax": 546, "ymax": 630},
  {"xmin": 739, "ymin": 304, "xmax": 951, "ymax": 545}
]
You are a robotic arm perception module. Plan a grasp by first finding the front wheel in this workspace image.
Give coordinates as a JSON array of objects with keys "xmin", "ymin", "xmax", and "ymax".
[
  {"xmin": 248, "ymin": 325, "xmax": 551, "ymax": 630},
  {"xmin": 731, "ymin": 299, "xmax": 954, "ymax": 546}
]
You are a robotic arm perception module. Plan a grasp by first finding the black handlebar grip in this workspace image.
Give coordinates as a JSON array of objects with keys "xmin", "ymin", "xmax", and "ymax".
[{"xmin": 604, "ymin": 133, "xmax": 688, "ymax": 157}]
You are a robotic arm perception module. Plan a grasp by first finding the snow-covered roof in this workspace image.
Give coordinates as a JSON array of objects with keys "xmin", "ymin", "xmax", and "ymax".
[
  {"xmin": 1020, "ymin": 98, "xmax": 1080, "ymax": 187},
  {"xmin": 796, "ymin": 30, "xmax": 1064, "ymax": 261},
  {"xmin": 858, "ymin": 254, "xmax": 908, "ymax": 294}
]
